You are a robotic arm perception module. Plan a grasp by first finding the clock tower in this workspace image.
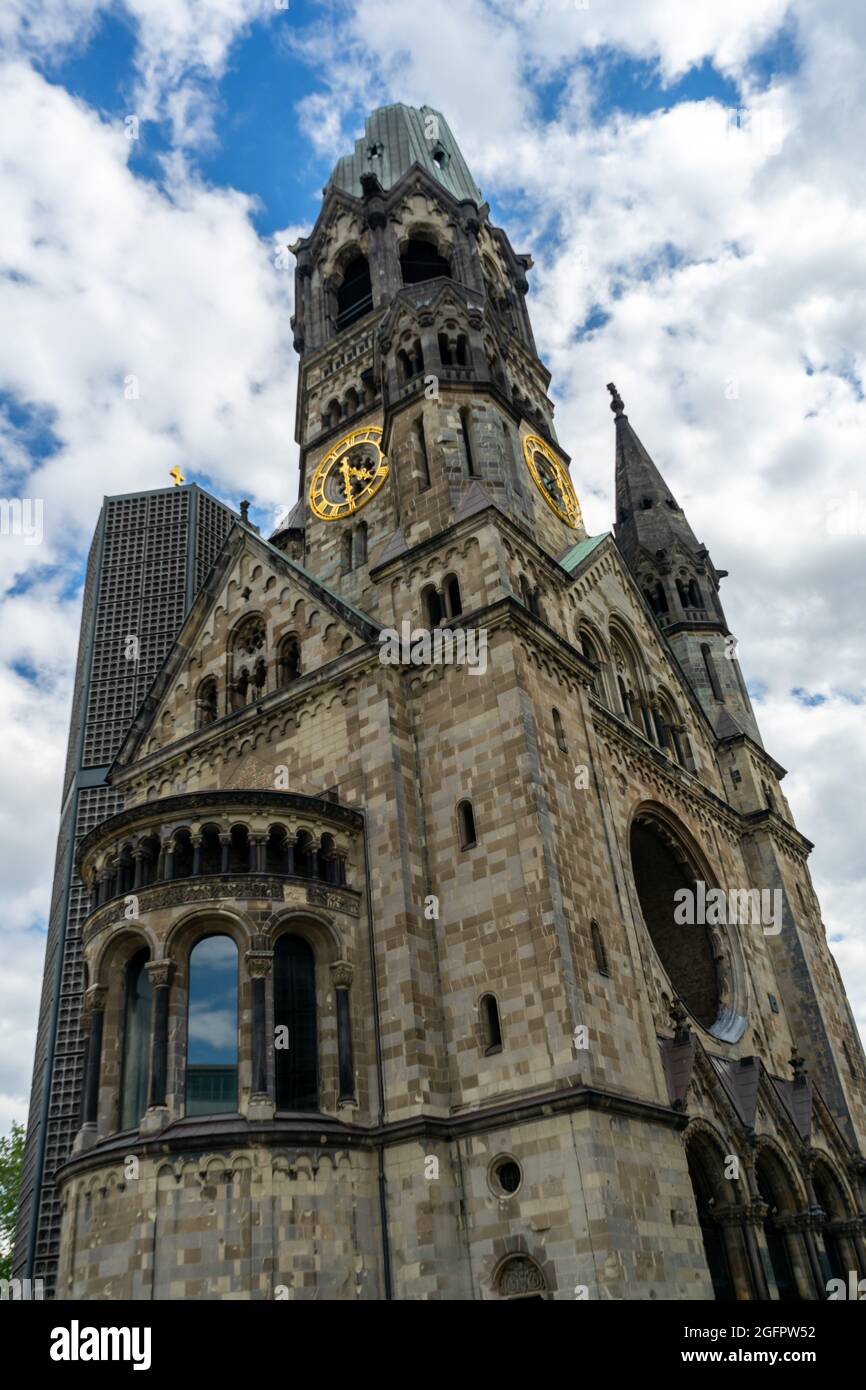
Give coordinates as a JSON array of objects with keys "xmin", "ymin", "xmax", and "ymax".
[{"xmin": 279, "ymin": 102, "xmax": 585, "ymax": 622}]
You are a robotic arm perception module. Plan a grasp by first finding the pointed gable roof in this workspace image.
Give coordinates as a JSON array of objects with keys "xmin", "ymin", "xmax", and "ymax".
[
  {"xmin": 110, "ymin": 522, "xmax": 380, "ymax": 774},
  {"xmin": 610, "ymin": 383, "xmax": 703, "ymax": 570}
]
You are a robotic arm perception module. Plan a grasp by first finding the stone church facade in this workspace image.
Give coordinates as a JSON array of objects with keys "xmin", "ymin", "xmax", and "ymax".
[{"xmin": 54, "ymin": 104, "xmax": 866, "ymax": 1300}]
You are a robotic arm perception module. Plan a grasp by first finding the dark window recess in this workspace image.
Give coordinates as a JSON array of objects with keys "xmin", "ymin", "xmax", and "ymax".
[
  {"xmin": 400, "ymin": 237, "xmax": 451, "ymax": 285},
  {"xmin": 416, "ymin": 418, "xmax": 431, "ymax": 489},
  {"xmin": 335, "ymin": 255, "xmax": 373, "ymax": 332},
  {"xmin": 457, "ymin": 799, "xmax": 477, "ymax": 849},
  {"xmin": 481, "ymin": 994, "xmax": 502, "ymax": 1053},
  {"xmin": 274, "ymin": 935, "xmax": 318, "ymax": 1111},
  {"xmin": 591, "ymin": 920, "xmax": 609, "ymax": 976},
  {"xmin": 460, "ymin": 408, "xmax": 476, "ymax": 476},
  {"xmin": 494, "ymin": 1160, "xmax": 521, "ymax": 1194}
]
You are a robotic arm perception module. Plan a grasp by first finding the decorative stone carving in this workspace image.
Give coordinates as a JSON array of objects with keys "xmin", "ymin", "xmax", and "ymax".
[
  {"xmin": 246, "ymin": 950, "xmax": 274, "ymax": 980},
  {"xmin": 330, "ymin": 960, "xmax": 354, "ymax": 989},
  {"xmin": 83, "ymin": 985, "xmax": 107, "ymax": 1015},
  {"xmin": 307, "ymin": 884, "xmax": 361, "ymax": 918},
  {"xmin": 145, "ymin": 960, "xmax": 173, "ymax": 990},
  {"xmin": 497, "ymin": 1257, "xmax": 545, "ymax": 1297}
]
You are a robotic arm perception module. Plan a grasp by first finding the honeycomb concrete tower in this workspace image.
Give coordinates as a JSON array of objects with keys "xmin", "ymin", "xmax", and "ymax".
[
  {"xmin": 15, "ymin": 484, "xmax": 236, "ymax": 1296},
  {"xmin": 53, "ymin": 104, "xmax": 866, "ymax": 1302}
]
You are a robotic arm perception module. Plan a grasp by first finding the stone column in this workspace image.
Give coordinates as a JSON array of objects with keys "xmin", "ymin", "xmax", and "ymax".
[
  {"xmin": 75, "ymin": 985, "xmax": 107, "ymax": 1152},
  {"xmin": 162, "ymin": 839, "xmax": 175, "ymax": 881},
  {"xmin": 331, "ymin": 961, "xmax": 356, "ymax": 1106},
  {"xmin": 220, "ymin": 832, "xmax": 231, "ymax": 873},
  {"xmin": 716, "ymin": 1206, "xmax": 756, "ymax": 1300},
  {"xmin": 191, "ymin": 834, "xmax": 202, "ymax": 877},
  {"xmin": 740, "ymin": 1199, "xmax": 771, "ymax": 1300},
  {"xmin": 251, "ymin": 836, "xmax": 266, "ymax": 874},
  {"xmin": 246, "ymin": 947, "xmax": 275, "ymax": 1122},
  {"xmin": 141, "ymin": 960, "xmax": 173, "ymax": 1135},
  {"xmin": 132, "ymin": 848, "xmax": 146, "ymax": 890}
]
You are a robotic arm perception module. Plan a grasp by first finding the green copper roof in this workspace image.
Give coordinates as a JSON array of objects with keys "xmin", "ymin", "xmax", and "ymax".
[
  {"xmin": 330, "ymin": 103, "xmax": 483, "ymax": 205},
  {"xmin": 559, "ymin": 533, "xmax": 610, "ymax": 574}
]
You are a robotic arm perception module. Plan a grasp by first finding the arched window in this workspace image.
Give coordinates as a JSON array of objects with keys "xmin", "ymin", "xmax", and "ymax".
[
  {"xmin": 230, "ymin": 615, "xmax": 267, "ymax": 711},
  {"xmin": 689, "ymin": 578, "xmax": 704, "ymax": 608},
  {"xmin": 335, "ymin": 254, "xmax": 372, "ymax": 332},
  {"xmin": 278, "ymin": 633, "xmax": 301, "ymax": 686},
  {"xmin": 341, "ymin": 529, "xmax": 353, "ymax": 574},
  {"xmin": 323, "ymin": 398, "xmax": 341, "ymax": 431},
  {"xmin": 199, "ymin": 825, "xmax": 222, "ymax": 876},
  {"xmin": 459, "ymin": 407, "xmax": 476, "ymax": 477},
  {"xmin": 553, "ymin": 708, "xmax": 567, "ymax": 753},
  {"xmin": 701, "ymin": 643, "xmax": 724, "ymax": 701},
  {"xmin": 172, "ymin": 829, "xmax": 194, "ymax": 879},
  {"xmin": 480, "ymin": 994, "xmax": 503, "ymax": 1054},
  {"xmin": 519, "ymin": 575, "xmax": 540, "ymax": 615},
  {"xmin": 457, "ymin": 798, "xmax": 477, "ymax": 850},
  {"xmin": 344, "ymin": 386, "xmax": 359, "ymax": 417},
  {"xmin": 579, "ymin": 628, "xmax": 607, "ymax": 705},
  {"xmin": 658, "ymin": 696, "xmax": 687, "ymax": 767},
  {"xmin": 186, "ymin": 936, "xmax": 239, "ymax": 1116},
  {"xmin": 138, "ymin": 834, "xmax": 160, "ymax": 887},
  {"xmin": 686, "ymin": 1137, "xmax": 739, "ymax": 1300},
  {"xmin": 196, "ymin": 677, "xmax": 218, "ymax": 729},
  {"xmin": 227, "ymin": 824, "xmax": 251, "ymax": 873},
  {"xmin": 591, "ymin": 920, "xmax": 609, "ymax": 976},
  {"xmin": 455, "ymin": 334, "xmax": 468, "ymax": 367},
  {"xmin": 415, "ymin": 416, "xmax": 431, "ymax": 490},
  {"xmin": 265, "ymin": 825, "xmax": 289, "ymax": 874},
  {"xmin": 422, "ymin": 583, "xmax": 443, "ymax": 627},
  {"xmin": 274, "ymin": 935, "xmax": 318, "ymax": 1111},
  {"xmin": 354, "ymin": 520, "xmax": 368, "ymax": 567},
  {"xmin": 119, "ymin": 949, "xmax": 152, "ymax": 1131},
  {"xmin": 438, "ymin": 332, "xmax": 453, "ymax": 366},
  {"xmin": 444, "ymin": 574, "xmax": 462, "ymax": 619},
  {"xmin": 293, "ymin": 829, "xmax": 315, "ymax": 878},
  {"xmin": 400, "ymin": 237, "xmax": 451, "ymax": 285},
  {"xmin": 631, "ymin": 814, "xmax": 719, "ymax": 1030}
]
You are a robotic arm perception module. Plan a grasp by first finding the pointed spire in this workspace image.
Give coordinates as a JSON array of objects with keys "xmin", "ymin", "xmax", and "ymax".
[{"xmin": 610, "ymin": 386, "xmax": 701, "ymax": 568}]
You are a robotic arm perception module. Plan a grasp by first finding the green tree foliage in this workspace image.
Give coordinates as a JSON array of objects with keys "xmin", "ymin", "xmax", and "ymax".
[{"xmin": 0, "ymin": 1122, "xmax": 25, "ymax": 1281}]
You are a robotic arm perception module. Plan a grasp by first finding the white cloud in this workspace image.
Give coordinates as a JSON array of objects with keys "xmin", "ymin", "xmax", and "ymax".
[{"xmin": 1, "ymin": 0, "xmax": 865, "ymax": 1127}]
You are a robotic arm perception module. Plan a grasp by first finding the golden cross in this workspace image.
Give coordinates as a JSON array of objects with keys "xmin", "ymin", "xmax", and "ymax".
[{"xmin": 170, "ymin": 466, "xmax": 185, "ymax": 486}]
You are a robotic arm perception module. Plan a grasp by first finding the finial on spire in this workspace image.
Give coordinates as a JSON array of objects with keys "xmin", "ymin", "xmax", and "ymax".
[
  {"xmin": 607, "ymin": 382, "xmax": 625, "ymax": 418},
  {"xmin": 240, "ymin": 500, "xmax": 250, "ymax": 524}
]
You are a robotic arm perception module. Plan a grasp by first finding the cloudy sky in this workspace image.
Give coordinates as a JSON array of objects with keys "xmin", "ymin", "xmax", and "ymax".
[{"xmin": 1, "ymin": 0, "xmax": 864, "ymax": 1135}]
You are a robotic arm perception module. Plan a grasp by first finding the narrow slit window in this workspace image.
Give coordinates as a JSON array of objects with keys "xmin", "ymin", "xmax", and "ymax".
[
  {"xmin": 480, "ymin": 994, "xmax": 503, "ymax": 1054},
  {"xmin": 457, "ymin": 799, "xmax": 477, "ymax": 850}
]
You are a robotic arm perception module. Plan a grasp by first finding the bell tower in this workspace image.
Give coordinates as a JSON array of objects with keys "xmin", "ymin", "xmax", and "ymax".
[{"xmin": 282, "ymin": 103, "xmax": 587, "ymax": 620}]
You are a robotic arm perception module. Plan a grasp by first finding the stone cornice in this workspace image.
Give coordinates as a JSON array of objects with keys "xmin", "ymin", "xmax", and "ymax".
[
  {"xmin": 77, "ymin": 789, "xmax": 364, "ymax": 864},
  {"xmin": 55, "ymin": 1078, "xmax": 687, "ymax": 1185}
]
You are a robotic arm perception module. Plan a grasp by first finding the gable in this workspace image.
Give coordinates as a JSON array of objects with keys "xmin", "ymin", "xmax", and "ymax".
[{"xmin": 112, "ymin": 525, "xmax": 379, "ymax": 774}]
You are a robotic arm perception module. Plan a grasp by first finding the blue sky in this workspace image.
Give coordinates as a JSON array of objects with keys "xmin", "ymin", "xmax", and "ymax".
[{"xmin": 1, "ymin": 0, "xmax": 866, "ymax": 1135}]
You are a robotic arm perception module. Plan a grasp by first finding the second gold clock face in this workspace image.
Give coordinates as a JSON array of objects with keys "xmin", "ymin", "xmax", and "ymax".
[
  {"xmin": 522, "ymin": 433, "xmax": 582, "ymax": 528},
  {"xmin": 309, "ymin": 426, "xmax": 389, "ymax": 520}
]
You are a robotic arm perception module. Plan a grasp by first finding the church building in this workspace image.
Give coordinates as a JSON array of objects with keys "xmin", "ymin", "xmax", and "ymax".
[{"xmin": 50, "ymin": 104, "xmax": 866, "ymax": 1300}]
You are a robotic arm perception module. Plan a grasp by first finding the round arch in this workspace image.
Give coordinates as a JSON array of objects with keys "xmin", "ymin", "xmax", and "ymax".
[{"xmin": 628, "ymin": 803, "xmax": 747, "ymax": 1043}]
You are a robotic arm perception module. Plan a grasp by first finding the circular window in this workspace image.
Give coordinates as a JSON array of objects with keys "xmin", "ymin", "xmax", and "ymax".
[
  {"xmin": 629, "ymin": 810, "xmax": 746, "ymax": 1043},
  {"xmin": 489, "ymin": 1156, "xmax": 522, "ymax": 1197}
]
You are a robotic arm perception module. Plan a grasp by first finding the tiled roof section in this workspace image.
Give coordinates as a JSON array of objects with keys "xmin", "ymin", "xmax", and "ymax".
[
  {"xmin": 559, "ymin": 532, "xmax": 610, "ymax": 574},
  {"xmin": 330, "ymin": 104, "xmax": 483, "ymax": 205}
]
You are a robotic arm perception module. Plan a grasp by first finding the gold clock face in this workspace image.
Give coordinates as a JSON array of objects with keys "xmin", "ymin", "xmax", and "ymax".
[
  {"xmin": 522, "ymin": 433, "xmax": 582, "ymax": 529},
  {"xmin": 309, "ymin": 426, "xmax": 389, "ymax": 521}
]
